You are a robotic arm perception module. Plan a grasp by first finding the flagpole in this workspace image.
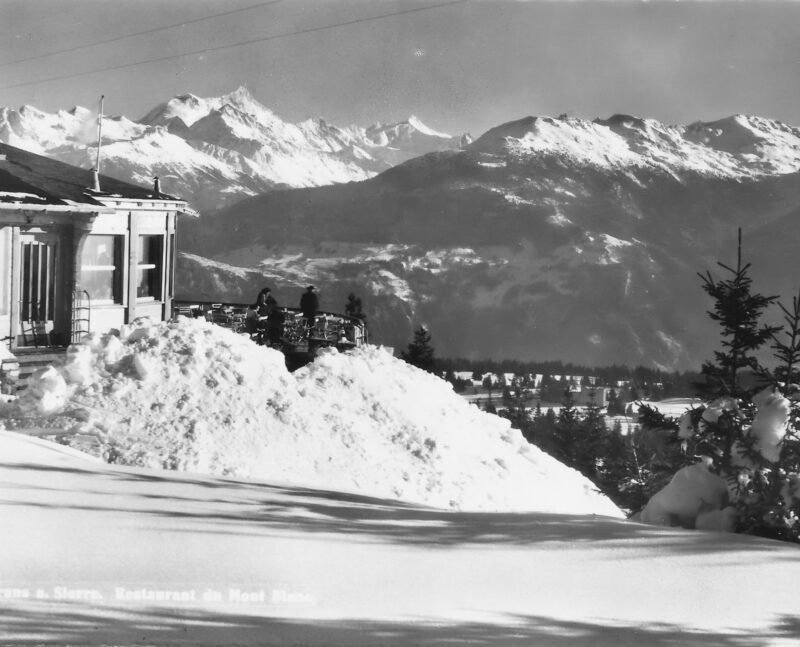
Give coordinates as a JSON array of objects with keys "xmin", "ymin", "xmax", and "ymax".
[
  {"xmin": 95, "ymin": 95, "xmax": 104, "ymax": 173},
  {"xmin": 92, "ymin": 95, "xmax": 104, "ymax": 191}
]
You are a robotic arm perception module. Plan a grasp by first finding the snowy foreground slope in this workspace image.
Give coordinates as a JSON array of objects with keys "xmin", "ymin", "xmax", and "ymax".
[
  {"xmin": 2, "ymin": 317, "xmax": 619, "ymax": 516},
  {"xmin": 2, "ymin": 431, "xmax": 800, "ymax": 646}
]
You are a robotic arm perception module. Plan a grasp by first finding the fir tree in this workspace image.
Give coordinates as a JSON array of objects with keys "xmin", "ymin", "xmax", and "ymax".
[
  {"xmin": 601, "ymin": 421, "xmax": 637, "ymax": 507},
  {"xmin": 638, "ymin": 231, "xmax": 800, "ymax": 542},
  {"xmin": 696, "ymin": 229, "xmax": 779, "ymax": 400},
  {"xmin": 530, "ymin": 406, "xmax": 559, "ymax": 457},
  {"xmin": 482, "ymin": 374, "xmax": 495, "ymax": 404},
  {"xmin": 688, "ymin": 232, "xmax": 780, "ymax": 486},
  {"xmin": 578, "ymin": 389, "xmax": 609, "ymax": 481},
  {"xmin": 769, "ymin": 290, "xmax": 800, "ymax": 390},
  {"xmin": 401, "ymin": 325, "xmax": 436, "ymax": 373},
  {"xmin": 554, "ymin": 387, "xmax": 581, "ymax": 465},
  {"xmin": 504, "ymin": 380, "xmax": 529, "ymax": 437},
  {"xmin": 344, "ymin": 293, "xmax": 367, "ymax": 323},
  {"xmin": 606, "ymin": 388, "xmax": 623, "ymax": 416}
]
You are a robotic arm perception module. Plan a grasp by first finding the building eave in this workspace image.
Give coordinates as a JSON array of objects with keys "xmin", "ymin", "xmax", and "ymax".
[{"xmin": 0, "ymin": 203, "xmax": 112, "ymax": 226}]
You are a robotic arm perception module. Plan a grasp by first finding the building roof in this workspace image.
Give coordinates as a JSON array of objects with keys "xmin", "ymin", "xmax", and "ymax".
[{"xmin": 0, "ymin": 142, "xmax": 180, "ymax": 207}]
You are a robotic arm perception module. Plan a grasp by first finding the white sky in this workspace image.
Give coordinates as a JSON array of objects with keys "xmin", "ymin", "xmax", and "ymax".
[{"xmin": 2, "ymin": 0, "xmax": 800, "ymax": 136}]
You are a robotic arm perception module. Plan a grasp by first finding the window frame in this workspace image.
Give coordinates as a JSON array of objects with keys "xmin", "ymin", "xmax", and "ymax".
[
  {"xmin": 136, "ymin": 234, "xmax": 164, "ymax": 301},
  {"xmin": 79, "ymin": 234, "xmax": 124, "ymax": 305}
]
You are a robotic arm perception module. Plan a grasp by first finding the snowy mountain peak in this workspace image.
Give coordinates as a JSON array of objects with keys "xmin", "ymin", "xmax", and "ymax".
[
  {"xmin": 139, "ymin": 87, "xmax": 271, "ymax": 130},
  {"xmin": 406, "ymin": 115, "xmax": 451, "ymax": 139},
  {"xmin": 470, "ymin": 112, "xmax": 800, "ymax": 179},
  {"xmin": 219, "ymin": 85, "xmax": 262, "ymax": 115},
  {"xmin": 139, "ymin": 92, "xmax": 209, "ymax": 128},
  {"xmin": 363, "ymin": 115, "xmax": 460, "ymax": 154},
  {"xmin": 18, "ymin": 104, "xmax": 42, "ymax": 114},
  {"xmin": 600, "ymin": 113, "xmax": 651, "ymax": 131},
  {"xmin": 1, "ymin": 89, "xmax": 470, "ymax": 211},
  {"xmin": 65, "ymin": 106, "xmax": 92, "ymax": 118}
]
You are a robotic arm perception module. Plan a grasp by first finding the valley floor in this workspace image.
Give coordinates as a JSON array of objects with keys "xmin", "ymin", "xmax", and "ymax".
[{"xmin": 1, "ymin": 431, "xmax": 799, "ymax": 646}]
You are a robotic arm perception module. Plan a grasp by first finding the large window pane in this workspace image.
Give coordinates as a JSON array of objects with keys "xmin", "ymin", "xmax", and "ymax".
[
  {"xmin": 0, "ymin": 227, "xmax": 9, "ymax": 316},
  {"xmin": 79, "ymin": 235, "xmax": 121, "ymax": 304},
  {"xmin": 167, "ymin": 233, "xmax": 175, "ymax": 298},
  {"xmin": 137, "ymin": 235, "xmax": 163, "ymax": 300}
]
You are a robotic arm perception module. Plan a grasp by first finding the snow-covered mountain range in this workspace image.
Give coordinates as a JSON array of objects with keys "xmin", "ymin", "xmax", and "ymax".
[
  {"xmin": 5, "ymin": 89, "xmax": 800, "ymax": 368},
  {"xmin": 0, "ymin": 86, "xmax": 468, "ymax": 212},
  {"xmin": 472, "ymin": 113, "xmax": 800, "ymax": 179},
  {"xmin": 181, "ymin": 112, "xmax": 800, "ymax": 370}
]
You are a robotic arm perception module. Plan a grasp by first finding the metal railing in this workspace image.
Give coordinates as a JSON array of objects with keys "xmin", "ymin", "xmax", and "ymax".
[
  {"xmin": 172, "ymin": 301, "xmax": 368, "ymax": 353},
  {"xmin": 71, "ymin": 290, "xmax": 91, "ymax": 343}
]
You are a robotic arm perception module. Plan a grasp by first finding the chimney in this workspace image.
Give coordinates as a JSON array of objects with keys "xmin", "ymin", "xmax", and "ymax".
[
  {"xmin": 91, "ymin": 168, "xmax": 100, "ymax": 192},
  {"xmin": 153, "ymin": 176, "xmax": 161, "ymax": 195}
]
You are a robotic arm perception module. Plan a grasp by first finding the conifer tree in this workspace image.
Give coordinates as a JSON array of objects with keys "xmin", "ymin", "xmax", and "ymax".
[
  {"xmin": 578, "ymin": 389, "xmax": 608, "ymax": 481},
  {"xmin": 688, "ymin": 231, "xmax": 781, "ymax": 483},
  {"xmin": 345, "ymin": 293, "xmax": 367, "ymax": 323},
  {"xmin": 696, "ymin": 230, "xmax": 779, "ymax": 400},
  {"xmin": 531, "ymin": 406, "xmax": 559, "ymax": 457},
  {"xmin": 505, "ymin": 380, "xmax": 529, "ymax": 435},
  {"xmin": 554, "ymin": 387, "xmax": 581, "ymax": 465},
  {"xmin": 401, "ymin": 325, "xmax": 436, "ymax": 373},
  {"xmin": 601, "ymin": 421, "xmax": 636, "ymax": 506},
  {"xmin": 606, "ymin": 388, "xmax": 621, "ymax": 416},
  {"xmin": 639, "ymin": 231, "xmax": 800, "ymax": 542},
  {"xmin": 769, "ymin": 290, "xmax": 800, "ymax": 389},
  {"xmin": 482, "ymin": 374, "xmax": 495, "ymax": 404}
]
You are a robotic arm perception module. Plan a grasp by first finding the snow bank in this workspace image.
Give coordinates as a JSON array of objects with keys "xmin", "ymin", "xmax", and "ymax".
[
  {"xmin": 639, "ymin": 458, "xmax": 735, "ymax": 532},
  {"xmin": 641, "ymin": 388, "xmax": 795, "ymax": 533},
  {"xmin": 0, "ymin": 318, "xmax": 622, "ymax": 516},
  {"xmin": 749, "ymin": 388, "xmax": 790, "ymax": 463}
]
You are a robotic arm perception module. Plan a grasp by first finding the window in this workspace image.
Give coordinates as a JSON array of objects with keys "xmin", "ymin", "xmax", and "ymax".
[
  {"xmin": 0, "ymin": 227, "xmax": 9, "ymax": 316},
  {"xmin": 137, "ymin": 235, "xmax": 163, "ymax": 300},
  {"xmin": 79, "ymin": 235, "xmax": 122, "ymax": 304},
  {"xmin": 167, "ymin": 232, "xmax": 175, "ymax": 298}
]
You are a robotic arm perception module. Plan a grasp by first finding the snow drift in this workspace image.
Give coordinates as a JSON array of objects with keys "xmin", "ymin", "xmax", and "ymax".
[
  {"xmin": 0, "ymin": 317, "xmax": 621, "ymax": 516},
  {"xmin": 640, "ymin": 390, "xmax": 797, "ymax": 533}
]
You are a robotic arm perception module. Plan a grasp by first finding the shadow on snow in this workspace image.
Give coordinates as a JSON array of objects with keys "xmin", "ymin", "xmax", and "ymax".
[
  {"xmin": 2, "ymin": 461, "xmax": 798, "ymax": 555},
  {"xmin": 0, "ymin": 603, "xmax": 798, "ymax": 646}
]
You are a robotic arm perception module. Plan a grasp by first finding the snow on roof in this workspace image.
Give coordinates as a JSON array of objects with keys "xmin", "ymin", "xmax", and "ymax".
[
  {"xmin": 0, "ymin": 191, "xmax": 47, "ymax": 203},
  {"xmin": 0, "ymin": 142, "xmax": 181, "ymax": 206},
  {"xmin": 3, "ymin": 317, "xmax": 621, "ymax": 516}
]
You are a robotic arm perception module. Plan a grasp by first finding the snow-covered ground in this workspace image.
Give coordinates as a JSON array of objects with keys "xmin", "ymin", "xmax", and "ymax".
[
  {"xmin": 2, "ymin": 430, "xmax": 800, "ymax": 645},
  {"xmin": 1, "ymin": 318, "xmax": 799, "ymax": 644},
  {"xmin": 1, "ymin": 317, "xmax": 619, "ymax": 515}
]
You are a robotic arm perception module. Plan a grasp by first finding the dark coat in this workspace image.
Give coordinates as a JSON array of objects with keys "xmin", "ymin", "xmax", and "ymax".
[
  {"xmin": 255, "ymin": 295, "xmax": 277, "ymax": 317},
  {"xmin": 300, "ymin": 291, "xmax": 319, "ymax": 319}
]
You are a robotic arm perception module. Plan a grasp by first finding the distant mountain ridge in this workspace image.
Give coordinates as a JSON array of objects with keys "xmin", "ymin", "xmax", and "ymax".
[
  {"xmin": 0, "ymin": 86, "xmax": 469, "ymax": 212},
  {"xmin": 179, "ymin": 111, "xmax": 800, "ymax": 370},
  {"xmin": 471, "ymin": 113, "xmax": 800, "ymax": 178},
  {"xmin": 4, "ymin": 91, "xmax": 800, "ymax": 369}
]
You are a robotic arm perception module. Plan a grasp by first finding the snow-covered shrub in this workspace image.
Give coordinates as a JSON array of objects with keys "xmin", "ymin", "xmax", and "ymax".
[
  {"xmin": 662, "ymin": 387, "xmax": 800, "ymax": 540},
  {"xmin": 640, "ymin": 233, "xmax": 800, "ymax": 542}
]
